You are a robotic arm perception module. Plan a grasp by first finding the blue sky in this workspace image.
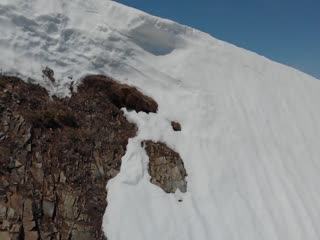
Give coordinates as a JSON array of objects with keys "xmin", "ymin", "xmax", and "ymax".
[{"xmin": 115, "ymin": 0, "xmax": 319, "ymax": 79}]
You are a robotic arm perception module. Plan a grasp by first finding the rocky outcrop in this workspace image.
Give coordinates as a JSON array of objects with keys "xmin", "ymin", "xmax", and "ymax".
[
  {"xmin": 0, "ymin": 75, "xmax": 158, "ymax": 240},
  {"xmin": 143, "ymin": 141, "xmax": 187, "ymax": 194},
  {"xmin": 171, "ymin": 121, "xmax": 181, "ymax": 132},
  {"xmin": 0, "ymin": 74, "xmax": 186, "ymax": 239}
]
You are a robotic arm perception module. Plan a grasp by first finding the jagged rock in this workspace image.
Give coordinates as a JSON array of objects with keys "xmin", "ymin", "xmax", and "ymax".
[
  {"xmin": 0, "ymin": 75, "xmax": 158, "ymax": 239},
  {"xmin": 143, "ymin": 141, "xmax": 187, "ymax": 193}
]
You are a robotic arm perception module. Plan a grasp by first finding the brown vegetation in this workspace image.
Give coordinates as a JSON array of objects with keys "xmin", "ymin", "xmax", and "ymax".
[{"xmin": 79, "ymin": 75, "xmax": 158, "ymax": 113}]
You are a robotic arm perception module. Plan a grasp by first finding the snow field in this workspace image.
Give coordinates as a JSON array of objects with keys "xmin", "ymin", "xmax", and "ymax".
[{"xmin": 1, "ymin": 1, "xmax": 320, "ymax": 239}]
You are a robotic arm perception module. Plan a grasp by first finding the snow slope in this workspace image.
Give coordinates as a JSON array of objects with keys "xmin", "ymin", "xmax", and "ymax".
[{"xmin": 1, "ymin": 1, "xmax": 320, "ymax": 239}]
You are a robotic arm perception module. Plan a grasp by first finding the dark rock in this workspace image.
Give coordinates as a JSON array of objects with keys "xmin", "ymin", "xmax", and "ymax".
[
  {"xmin": 143, "ymin": 141, "xmax": 187, "ymax": 193},
  {"xmin": 171, "ymin": 121, "xmax": 181, "ymax": 131},
  {"xmin": 42, "ymin": 66, "xmax": 55, "ymax": 83}
]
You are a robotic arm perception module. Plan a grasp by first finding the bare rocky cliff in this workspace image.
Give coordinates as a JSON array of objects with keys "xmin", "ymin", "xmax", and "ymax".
[{"xmin": 0, "ymin": 74, "xmax": 186, "ymax": 240}]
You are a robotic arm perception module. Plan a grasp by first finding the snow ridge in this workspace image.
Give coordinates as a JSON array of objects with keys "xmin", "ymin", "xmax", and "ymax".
[{"xmin": 0, "ymin": 0, "xmax": 201, "ymax": 96}]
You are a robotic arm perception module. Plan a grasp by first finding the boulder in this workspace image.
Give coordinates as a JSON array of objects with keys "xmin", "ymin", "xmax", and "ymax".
[{"xmin": 143, "ymin": 141, "xmax": 187, "ymax": 193}]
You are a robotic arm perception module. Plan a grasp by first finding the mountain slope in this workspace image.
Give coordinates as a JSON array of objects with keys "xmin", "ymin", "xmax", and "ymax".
[{"xmin": 0, "ymin": 1, "xmax": 320, "ymax": 239}]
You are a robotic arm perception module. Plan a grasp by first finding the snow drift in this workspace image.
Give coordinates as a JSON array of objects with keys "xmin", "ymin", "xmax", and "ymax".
[{"xmin": 0, "ymin": 0, "xmax": 320, "ymax": 239}]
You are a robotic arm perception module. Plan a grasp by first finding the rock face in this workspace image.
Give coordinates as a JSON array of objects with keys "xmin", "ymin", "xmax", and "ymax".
[
  {"xmin": 143, "ymin": 141, "xmax": 187, "ymax": 194},
  {"xmin": 0, "ymin": 75, "xmax": 157, "ymax": 240}
]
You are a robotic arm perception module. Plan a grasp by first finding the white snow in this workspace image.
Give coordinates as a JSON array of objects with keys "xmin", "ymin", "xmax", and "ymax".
[{"xmin": 1, "ymin": 0, "xmax": 320, "ymax": 239}]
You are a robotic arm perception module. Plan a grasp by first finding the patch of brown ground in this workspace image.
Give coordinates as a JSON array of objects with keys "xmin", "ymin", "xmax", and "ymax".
[{"xmin": 79, "ymin": 75, "xmax": 158, "ymax": 113}]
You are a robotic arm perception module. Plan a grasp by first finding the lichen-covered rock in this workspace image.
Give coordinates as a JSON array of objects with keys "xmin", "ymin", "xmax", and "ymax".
[
  {"xmin": 143, "ymin": 141, "xmax": 187, "ymax": 193},
  {"xmin": 0, "ymin": 75, "xmax": 157, "ymax": 240}
]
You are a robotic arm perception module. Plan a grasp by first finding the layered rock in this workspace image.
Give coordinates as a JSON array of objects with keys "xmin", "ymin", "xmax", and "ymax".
[
  {"xmin": 143, "ymin": 141, "xmax": 187, "ymax": 194},
  {"xmin": 0, "ymin": 75, "xmax": 158, "ymax": 240}
]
